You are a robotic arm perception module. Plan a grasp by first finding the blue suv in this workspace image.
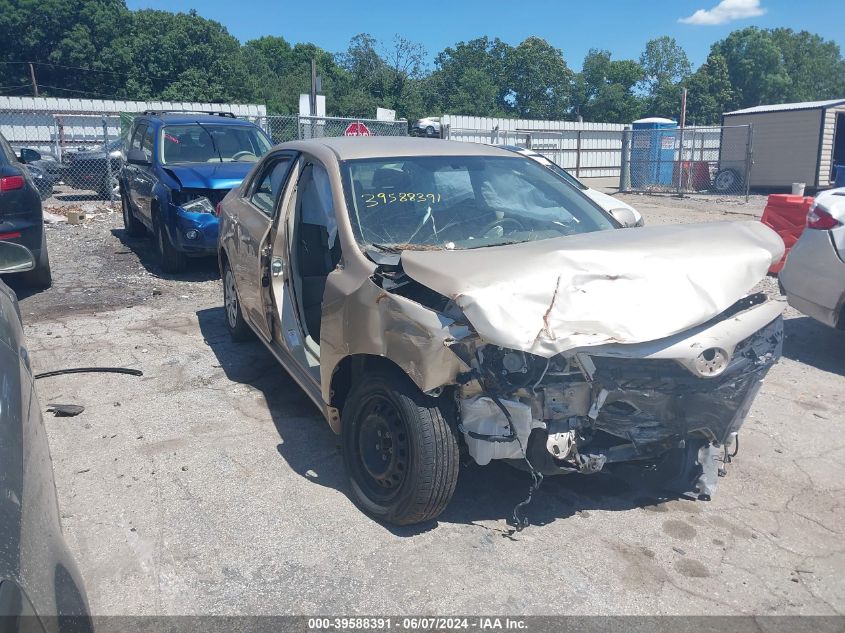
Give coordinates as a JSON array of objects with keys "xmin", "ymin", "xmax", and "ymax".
[{"xmin": 120, "ymin": 111, "xmax": 272, "ymax": 273}]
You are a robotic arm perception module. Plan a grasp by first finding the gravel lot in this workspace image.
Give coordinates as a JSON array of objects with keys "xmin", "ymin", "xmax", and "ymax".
[{"xmin": 10, "ymin": 192, "xmax": 845, "ymax": 616}]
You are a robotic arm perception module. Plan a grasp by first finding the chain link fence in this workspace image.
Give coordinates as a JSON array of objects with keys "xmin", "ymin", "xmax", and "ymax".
[
  {"xmin": 261, "ymin": 115, "xmax": 408, "ymax": 144},
  {"xmin": 0, "ymin": 110, "xmax": 408, "ymax": 208},
  {"xmin": 620, "ymin": 125, "xmax": 753, "ymax": 198},
  {"xmin": 0, "ymin": 110, "xmax": 128, "ymax": 206}
]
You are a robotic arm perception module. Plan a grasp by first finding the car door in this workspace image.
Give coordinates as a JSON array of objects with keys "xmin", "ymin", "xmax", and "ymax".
[
  {"xmin": 233, "ymin": 151, "xmax": 298, "ymax": 340},
  {"xmin": 265, "ymin": 157, "xmax": 338, "ymax": 385},
  {"xmin": 135, "ymin": 125, "xmax": 157, "ymax": 223},
  {"xmin": 123, "ymin": 123, "xmax": 146, "ymax": 210}
]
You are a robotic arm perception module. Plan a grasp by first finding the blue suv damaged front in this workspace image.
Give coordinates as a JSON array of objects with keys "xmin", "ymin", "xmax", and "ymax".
[
  {"xmin": 161, "ymin": 162, "xmax": 256, "ymax": 254},
  {"xmin": 151, "ymin": 116, "xmax": 272, "ymax": 256}
]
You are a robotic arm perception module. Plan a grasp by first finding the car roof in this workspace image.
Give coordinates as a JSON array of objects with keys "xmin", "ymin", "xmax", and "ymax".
[
  {"xmin": 279, "ymin": 136, "xmax": 518, "ymax": 161},
  {"xmin": 143, "ymin": 113, "xmax": 257, "ymax": 126}
]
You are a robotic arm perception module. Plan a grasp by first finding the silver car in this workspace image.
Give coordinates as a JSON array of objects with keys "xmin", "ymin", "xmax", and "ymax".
[
  {"xmin": 780, "ymin": 188, "xmax": 845, "ymax": 329},
  {"xmin": 218, "ymin": 137, "xmax": 784, "ymax": 526}
]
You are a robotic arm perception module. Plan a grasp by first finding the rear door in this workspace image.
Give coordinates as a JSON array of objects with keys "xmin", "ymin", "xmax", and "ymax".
[
  {"xmin": 135, "ymin": 126, "xmax": 157, "ymax": 222},
  {"xmin": 233, "ymin": 151, "xmax": 297, "ymax": 341},
  {"xmin": 124, "ymin": 124, "xmax": 147, "ymax": 213}
]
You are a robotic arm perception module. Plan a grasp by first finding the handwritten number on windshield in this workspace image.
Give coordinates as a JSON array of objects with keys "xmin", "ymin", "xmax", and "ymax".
[{"xmin": 361, "ymin": 192, "xmax": 442, "ymax": 208}]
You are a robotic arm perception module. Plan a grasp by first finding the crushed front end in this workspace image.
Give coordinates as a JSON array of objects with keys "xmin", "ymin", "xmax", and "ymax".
[{"xmin": 450, "ymin": 295, "xmax": 783, "ymax": 499}]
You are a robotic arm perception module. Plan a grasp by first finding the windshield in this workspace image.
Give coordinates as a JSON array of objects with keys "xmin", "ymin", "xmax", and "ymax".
[
  {"xmin": 342, "ymin": 155, "xmax": 615, "ymax": 251},
  {"xmin": 160, "ymin": 124, "xmax": 271, "ymax": 165}
]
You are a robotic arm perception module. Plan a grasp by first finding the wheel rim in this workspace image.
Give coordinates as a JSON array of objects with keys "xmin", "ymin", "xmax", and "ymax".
[
  {"xmin": 715, "ymin": 171, "xmax": 735, "ymax": 191},
  {"xmin": 224, "ymin": 268, "xmax": 239, "ymax": 328},
  {"xmin": 355, "ymin": 395, "xmax": 409, "ymax": 500}
]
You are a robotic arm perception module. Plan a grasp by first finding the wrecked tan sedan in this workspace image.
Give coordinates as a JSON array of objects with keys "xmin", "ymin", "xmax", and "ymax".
[{"xmin": 218, "ymin": 137, "xmax": 785, "ymax": 526}]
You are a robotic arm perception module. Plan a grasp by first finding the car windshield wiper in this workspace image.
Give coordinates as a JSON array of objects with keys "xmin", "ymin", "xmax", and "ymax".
[{"xmin": 195, "ymin": 121, "xmax": 223, "ymax": 163}]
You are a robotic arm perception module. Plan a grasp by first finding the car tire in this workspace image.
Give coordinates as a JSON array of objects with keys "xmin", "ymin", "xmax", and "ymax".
[
  {"xmin": 154, "ymin": 215, "xmax": 185, "ymax": 274},
  {"xmin": 121, "ymin": 191, "xmax": 145, "ymax": 237},
  {"xmin": 341, "ymin": 370, "xmax": 459, "ymax": 526},
  {"xmin": 713, "ymin": 169, "xmax": 742, "ymax": 194},
  {"xmin": 98, "ymin": 173, "xmax": 120, "ymax": 201},
  {"xmin": 19, "ymin": 231, "xmax": 52, "ymax": 289},
  {"xmin": 222, "ymin": 262, "xmax": 253, "ymax": 342},
  {"xmin": 425, "ymin": 125, "xmax": 436, "ymax": 138}
]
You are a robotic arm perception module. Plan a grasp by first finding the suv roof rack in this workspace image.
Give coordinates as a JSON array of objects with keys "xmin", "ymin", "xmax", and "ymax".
[{"xmin": 141, "ymin": 110, "xmax": 237, "ymax": 118}]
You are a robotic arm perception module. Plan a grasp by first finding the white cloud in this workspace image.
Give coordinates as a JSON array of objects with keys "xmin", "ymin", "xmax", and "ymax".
[{"xmin": 679, "ymin": 0, "xmax": 766, "ymax": 25}]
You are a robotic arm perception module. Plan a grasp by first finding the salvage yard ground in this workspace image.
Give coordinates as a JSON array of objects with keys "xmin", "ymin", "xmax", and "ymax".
[{"xmin": 10, "ymin": 190, "xmax": 845, "ymax": 615}]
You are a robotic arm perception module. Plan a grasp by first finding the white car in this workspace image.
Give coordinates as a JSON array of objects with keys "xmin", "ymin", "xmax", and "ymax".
[
  {"xmin": 501, "ymin": 145, "xmax": 644, "ymax": 227},
  {"xmin": 780, "ymin": 187, "xmax": 845, "ymax": 329},
  {"xmin": 411, "ymin": 117, "xmax": 442, "ymax": 138}
]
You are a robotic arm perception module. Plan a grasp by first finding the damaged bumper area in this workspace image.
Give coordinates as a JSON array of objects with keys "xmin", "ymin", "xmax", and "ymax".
[{"xmin": 453, "ymin": 297, "xmax": 783, "ymax": 497}]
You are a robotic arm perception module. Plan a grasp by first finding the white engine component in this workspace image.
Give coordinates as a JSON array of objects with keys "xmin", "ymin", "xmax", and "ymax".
[
  {"xmin": 459, "ymin": 397, "xmax": 539, "ymax": 466},
  {"xmin": 546, "ymin": 429, "xmax": 577, "ymax": 460}
]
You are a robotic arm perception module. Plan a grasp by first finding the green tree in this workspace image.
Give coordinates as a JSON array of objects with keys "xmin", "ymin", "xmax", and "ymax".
[
  {"xmin": 504, "ymin": 37, "xmax": 573, "ymax": 118},
  {"xmin": 573, "ymin": 49, "xmax": 644, "ymax": 123},
  {"xmin": 426, "ymin": 37, "xmax": 511, "ymax": 116},
  {"xmin": 710, "ymin": 27, "xmax": 792, "ymax": 107},
  {"xmin": 683, "ymin": 53, "xmax": 735, "ymax": 124},
  {"xmin": 639, "ymin": 37, "xmax": 691, "ymax": 119}
]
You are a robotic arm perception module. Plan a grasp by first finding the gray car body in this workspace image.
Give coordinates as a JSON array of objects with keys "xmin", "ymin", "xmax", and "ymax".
[{"xmin": 0, "ymin": 273, "xmax": 91, "ymax": 630}]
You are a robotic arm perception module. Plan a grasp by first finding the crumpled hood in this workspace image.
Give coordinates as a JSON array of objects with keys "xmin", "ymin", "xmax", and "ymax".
[
  {"xmin": 164, "ymin": 162, "xmax": 253, "ymax": 190},
  {"xmin": 400, "ymin": 221, "xmax": 784, "ymax": 357}
]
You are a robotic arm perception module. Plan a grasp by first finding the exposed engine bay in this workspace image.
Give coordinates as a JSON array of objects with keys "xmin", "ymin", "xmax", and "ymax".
[
  {"xmin": 370, "ymin": 260, "xmax": 783, "ymax": 503},
  {"xmin": 448, "ymin": 301, "xmax": 782, "ymax": 499}
]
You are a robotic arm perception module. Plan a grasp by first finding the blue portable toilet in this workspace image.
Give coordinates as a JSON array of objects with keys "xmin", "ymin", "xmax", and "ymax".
[{"xmin": 631, "ymin": 117, "xmax": 678, "ymax": 188}]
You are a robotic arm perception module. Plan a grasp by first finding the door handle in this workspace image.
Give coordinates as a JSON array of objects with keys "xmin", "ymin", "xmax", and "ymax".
[{"xmin": 271, "ymin": 257, "xmax": 284, "ymax": 277}]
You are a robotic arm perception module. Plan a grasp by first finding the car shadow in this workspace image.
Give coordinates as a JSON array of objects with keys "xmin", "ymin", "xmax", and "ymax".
[
  {"xmin": 2, "ymin": 276, "xmax": 48, "ymax": 300},
  {"xmin": 196, "ymin": 305, "xmax": 687, "ymax": 537},
  {"xmin": 782, "ymin": 316, "xmax": 845, "ymax": 376},
  {"xmin": 110, "ymin": 228, "xmax": 218, "ymax": 281}
]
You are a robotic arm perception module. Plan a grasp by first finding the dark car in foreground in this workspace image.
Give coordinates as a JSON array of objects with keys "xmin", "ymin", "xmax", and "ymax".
[
  {"xmin": 218, "ymin": 137, "xmax": 784, "ymax": 526},
  {"xmin": 0, "ymin": 132, "xmax": 52, "ymax": 288},
  {"xmin": 120, "ymin": 111, "xmax": 272, "ymax": 273},
  {"xmin": 0, "ymin": 241, "xmax": 92, "ymax": 631},
  {"xmin": 63, "ymin": 138, "xmax": 124, "ymax": 200}
]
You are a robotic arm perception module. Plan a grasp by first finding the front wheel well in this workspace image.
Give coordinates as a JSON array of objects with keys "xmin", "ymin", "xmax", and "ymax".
[{"xmin": 329, "ymin": 354, "xmax": 419, "ymax": 414}]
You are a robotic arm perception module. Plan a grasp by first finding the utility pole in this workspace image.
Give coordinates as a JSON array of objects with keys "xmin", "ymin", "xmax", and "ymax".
[
  {"xmin": 28, "ymin": 62, "xmax": 39, "ymax": 97},
  {"xmin": 310, "ymin": 58, "xmax": 317, "ymax": 116},
  {"xmin": 679, "ymin": 87, "xmax": 688, "ymax": 129}
]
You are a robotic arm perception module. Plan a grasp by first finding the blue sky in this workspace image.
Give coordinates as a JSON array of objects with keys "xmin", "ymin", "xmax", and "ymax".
[{"xmin": 125, "ymin": 0, "xmax": 839, "ymax": 70}]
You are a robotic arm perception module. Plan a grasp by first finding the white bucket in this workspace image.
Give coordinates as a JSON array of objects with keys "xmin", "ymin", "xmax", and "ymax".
[{"xmin": 792, "ymin": 182, "xmax": 806, "ymax": 196}]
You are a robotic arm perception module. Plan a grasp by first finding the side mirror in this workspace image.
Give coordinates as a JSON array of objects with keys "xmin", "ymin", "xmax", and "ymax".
[
  {"xmin": 609, "ymin": 207, "xmax": 641, "ymax": 228},
  {"xmin": 0, "ymin": 242, "xmax": 35, "ymax": 274},
  {"xmin": 126, "ymin": 149, "xmax": 150, "ymax": 165}
]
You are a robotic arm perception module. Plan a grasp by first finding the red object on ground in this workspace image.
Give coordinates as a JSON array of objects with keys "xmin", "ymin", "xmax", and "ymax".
[
  {"xmin": 344, "ymin": 121, "xmax": 371, "ymax": 137},
  {"xmin": 761, "ymin": 194, "xmax": 815, "ymax": 274},
  {"xmin": 673, "ymin": 161, "xmax": 711, "ymax": 191}
]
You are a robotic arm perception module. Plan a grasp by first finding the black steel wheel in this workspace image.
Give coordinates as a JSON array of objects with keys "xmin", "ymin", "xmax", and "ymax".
[{"xmin": 342, "ymin": 370, "xmax": 459, "ymax": 525}]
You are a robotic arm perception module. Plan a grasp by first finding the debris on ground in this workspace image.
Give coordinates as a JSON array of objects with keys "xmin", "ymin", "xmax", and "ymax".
[{"xmin": 46, "ymin": 403, "xmax": 85, "ymax": 417}]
